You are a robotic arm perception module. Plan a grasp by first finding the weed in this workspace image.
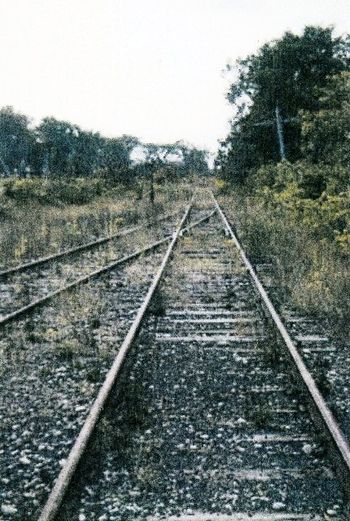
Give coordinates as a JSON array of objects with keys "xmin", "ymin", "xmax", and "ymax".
[
  {"xmin": 55, "ymin": 339, "xmax": 80, "ymax": 360},
  {"xmin": 149, "ymin": 291, "xmax": 166, "ymax": 317}
]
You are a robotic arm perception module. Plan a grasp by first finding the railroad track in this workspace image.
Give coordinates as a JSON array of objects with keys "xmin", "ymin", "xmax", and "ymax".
[
  {"xmin": 1, "ymin": 192, "xmax": 349, "ymax": 520},
  {"xmin": 0, "ymin": 210, "xmax": 188, "ymax": 326},
  {"xmin": 0, "ymin": 201, "xmax": 216, "ymax": 519},
  {"xmin": 0, "ymin": 210, "xmax": 181, "ymax": 278}
]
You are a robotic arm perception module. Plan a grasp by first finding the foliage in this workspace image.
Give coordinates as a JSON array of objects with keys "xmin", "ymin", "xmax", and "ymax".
[
  {"xmin": 248, "ymin": 161, "xmax": 350, "ymax": 249},
  {"xmin": 0, "ymin": 108, "xmax": 209, "ymax": 183},
  {"xmin": 141, "ymin": 141, "xmax": 209, "ymax": 179},
  {"xmin": 100, "ymin": 135, "xmax": 139, "ymax": 184},
  {"xmin": 217, "ymin": 26, "xmax": 350, "ymax": 183},
  {"xmin": 3, "ymin": 177, "xmax": 105, "ymax": 205},
  {"xmin": 0, "ymin": 106, "xmax": 34, "ymax": 176},
  {"xmin": 301, "ymin": 72, "xmax": 350, "ymax": 166}
]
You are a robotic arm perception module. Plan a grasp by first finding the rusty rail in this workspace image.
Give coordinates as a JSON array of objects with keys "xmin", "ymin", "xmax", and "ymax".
[
  {"xmin": 212, "ymin": 191, "xmax": 350, "ymax": 497},
  {"xmin": 38, "ymin": 199, "xmax": 195, "ymax": 521},
  {"xmin": 0, "ymin": 210, "xmax": 181, "ymax": 278}
]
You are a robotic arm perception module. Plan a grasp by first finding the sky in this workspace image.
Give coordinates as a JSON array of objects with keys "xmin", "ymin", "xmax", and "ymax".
[{"xmin": 0, "ymin": 0, "xmax": 349, "ymax": 153}]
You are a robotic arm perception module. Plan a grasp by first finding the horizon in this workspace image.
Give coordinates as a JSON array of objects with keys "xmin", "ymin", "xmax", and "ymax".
[{"xmin": 1, "ymin": 0, "xmax": 349, "ymax": 153}]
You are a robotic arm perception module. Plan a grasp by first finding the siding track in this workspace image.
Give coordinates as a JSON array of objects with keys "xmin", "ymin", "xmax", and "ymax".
[
  {"xmin": 0, "ymin": 211, "xmax": 184, "ymax": 324},
  {"xmin": 0, "ymin": 209, "xmax": 214, "ymax": 328}
]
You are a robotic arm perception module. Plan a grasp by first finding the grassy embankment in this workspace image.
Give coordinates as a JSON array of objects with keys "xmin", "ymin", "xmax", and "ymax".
[{"xmin": 215, "ymin": 167, "xmax": 350, "ymax": 339}]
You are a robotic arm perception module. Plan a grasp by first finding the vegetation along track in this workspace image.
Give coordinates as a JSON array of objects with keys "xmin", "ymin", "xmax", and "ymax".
[
  {"xmin": 0, "ymin": 210, "xmax": 185, "ymax": 325},
  {"xmin": 3, "ymin": 192, "xmax": 349, "ymax": 521},
  {"xmin": 15, "ymin": 190, "xmax": 346, "ymax": 521}
]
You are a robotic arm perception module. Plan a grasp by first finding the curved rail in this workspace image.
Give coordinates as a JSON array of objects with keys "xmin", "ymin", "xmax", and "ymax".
[
  {"xmin": 211, "ymin": 191, "xmax": 350, "ymax": 497},
  {"xmin": 0, "ymin": 210, "xmax": 181, "ymax": 278},
  {"xmin": 38, "ymin": 199, "xmax": 195, "ymax": 521}
]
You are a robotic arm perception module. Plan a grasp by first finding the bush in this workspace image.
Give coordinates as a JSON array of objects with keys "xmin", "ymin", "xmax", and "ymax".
[
  {"xmin": 251, "ymin": 161, "xmax": 349, "ymax": 199},
  {"xmin": 3, "ymin": 177, "xmax": 105, "ymax": 206},
  {"xmin": 53, "ymin": 178, "xmax": 104, "ymax": 204},
  {"xmin": 4, "ymin": 178, "xmax": 49, "ymax": 202},
  {"xmin": 214, "ymin": 178, "xmax": 230, "ymax": 195}
]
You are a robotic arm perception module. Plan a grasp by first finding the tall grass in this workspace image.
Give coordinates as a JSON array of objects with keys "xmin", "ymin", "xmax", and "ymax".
[
  {"xmin": 0, "ymin": 177, "xmax": 189, "ymax": 268},
  {"xmin": 219, "ymin": 191, "xmax": 350, "ymax": 337}
]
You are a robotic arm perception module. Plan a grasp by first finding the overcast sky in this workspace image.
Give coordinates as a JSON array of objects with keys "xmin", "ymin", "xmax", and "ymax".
[{"xmin": 0, "ymin": 0, "xmax": 349, "ymax": 152}]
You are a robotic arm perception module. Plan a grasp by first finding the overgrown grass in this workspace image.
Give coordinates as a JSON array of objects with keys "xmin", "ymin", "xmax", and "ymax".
[
  {"xmin": 218, "ymin": 190, "xmax": 350, "ymax": 337},
  {"xmin": 0, "ymin": 176, "xmax": 190, "ymax": 268}
]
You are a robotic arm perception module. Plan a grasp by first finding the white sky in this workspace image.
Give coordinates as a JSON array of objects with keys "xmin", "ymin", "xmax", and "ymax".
[{"xmin": 0, "ymin": 0, "xmax": 349, "ymax": 153}]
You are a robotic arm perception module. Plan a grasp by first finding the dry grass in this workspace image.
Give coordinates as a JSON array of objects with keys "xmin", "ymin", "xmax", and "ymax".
[
  {"xmin": 0, "ymin": 180, "xmax": 191, "ymax": 269},
  {"xmin": 218, "ymin": 192, "xmax": 350, "ymax": 337}
]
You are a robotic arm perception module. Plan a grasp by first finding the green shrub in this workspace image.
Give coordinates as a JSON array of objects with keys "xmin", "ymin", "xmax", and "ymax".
[
  {"xmin": 3, "ymin": 177, "xmax": 105, "ymax": 206},
  {"xmin": 4, "ymin": 178, "xmax": 49, "ymax": 202},
  {"xmin": 53, "ymin": 178, "xmax": 104, "ymax": 204}
]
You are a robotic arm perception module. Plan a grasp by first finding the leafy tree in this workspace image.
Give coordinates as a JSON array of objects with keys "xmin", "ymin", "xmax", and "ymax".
[
  {"xmin": 219, "ymin": 26, "xmax": 350, "ymax": 183},
  {"xmin": 301, "ymin": 72, "xmax": 350, "ymax": 170},
  {"xmin": 101, "ymin": 135, "xmax": 139, "ymax": 184},
  {"xmin": 0, "ymin": 106, "xmax": 34, "ymax": 175},
  {"xmin": 71, "ymin": 130, "xmax": 102, "ymax": 177},
  {"xmin": 177, "ymin": 142, "xmax": 209, "ymax": 176},
  {"xmin": 37, "ymin": 117, "xmax": 80, "ymax": 176}
]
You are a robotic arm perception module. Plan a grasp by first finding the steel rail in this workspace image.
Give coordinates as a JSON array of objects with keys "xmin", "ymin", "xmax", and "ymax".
[
  {"xmin": 0, "ymin": 210, "xmax": 216, "ymax": 329},
  {"xmin": 38, "ymin": 199, "xmax": 194, "ymax": 521},
  {"xmin": 0, "ymin": 237, "xmax": 171, "ymax": 328},
  {"xmin": 211, "ymin": 192, "xmax": 350, "ymax": 496},
  {"xmin": 0, "ymin": 210, "xmax": 181, "ymax": 278}
]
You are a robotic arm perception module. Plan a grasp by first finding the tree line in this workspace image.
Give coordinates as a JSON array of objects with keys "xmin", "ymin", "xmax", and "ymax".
[
  {"xmin": 216, "ymin": 26, "xmax": 350, "ymax": 190},
  {"xmin": 215, "ymin": 26, "xmax": 350, "ymax": 329},
  {"xmin": 0, "ymin": 107, "xmax": 209, "ymax": 182}
]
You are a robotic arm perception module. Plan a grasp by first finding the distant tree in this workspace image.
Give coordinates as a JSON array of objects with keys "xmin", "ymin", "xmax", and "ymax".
[
  {"xmin": 0, "ymin": 106, "xmax": 34, "ymax": 176},
  {"xmin": 37, "ymin": 117, "xmax": 80, "ymax": 176},
  {"xmin": 179, "ymin": 144, "xmax": 209, "ymax": 176},
  {"xmin": 0, "ymin": 105, "xmax": 209, "ymax": 185},
  {"xmin": 72, "ymin": 130, "xmax": 102, "ymax": 177},
  {"xmin": 101, "ymin": 135, "xmax": 139, "ymax": 184}
]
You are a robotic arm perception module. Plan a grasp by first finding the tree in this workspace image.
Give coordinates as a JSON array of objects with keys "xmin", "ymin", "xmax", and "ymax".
[
  {"xmin": 37, "ymin": 117, "xmax": 80, "ymax": 176},
  {"xmin": 219, "ymin": 26, "xmax": 350, "ymax": 183},
  {"xmin": 0, "ymin": 106, "xmax": 34, "ymax": 176},
  {"xmin": 301, "ymin": 72, "xmax": 350, "ymax": 169},
  {"xmin": 177, "ymin": 142, "xmax": 209, "ymax": 176},
  {"xmin": 100, "ymin": 135, "xmax": 139, "ymax": 184},
  {"xmin": 71, "ymin": 130, "xmax": 102, "ymax": 177}
]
